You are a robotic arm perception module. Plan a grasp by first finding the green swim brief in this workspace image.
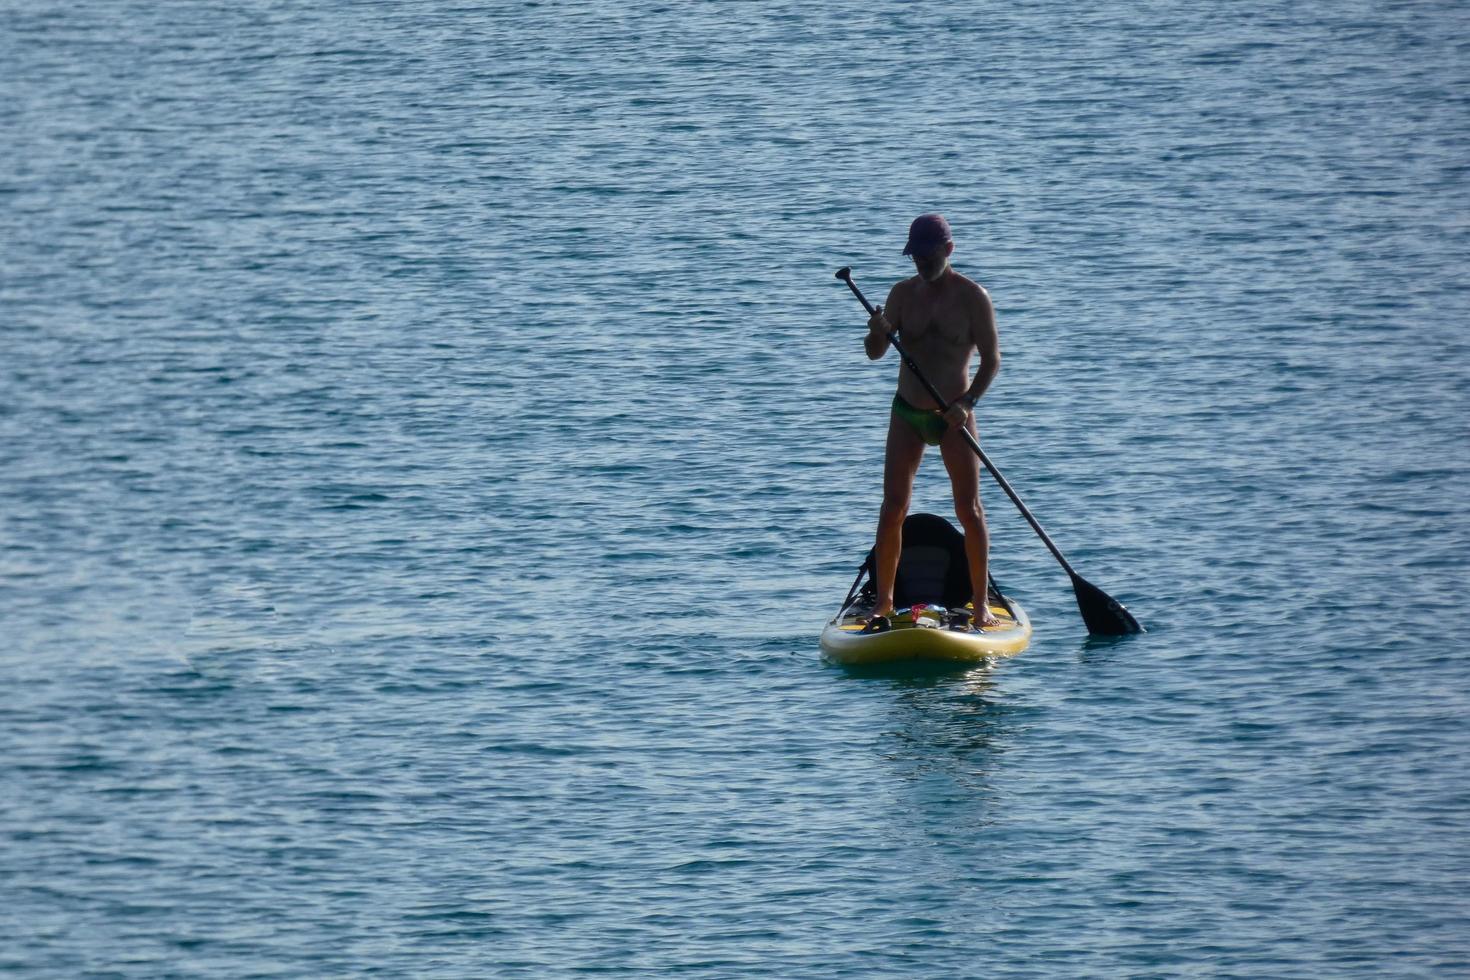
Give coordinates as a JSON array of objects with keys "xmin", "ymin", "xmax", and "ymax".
[{"xmin": 892, "ymin": 393, "xmax": 949, "ymax": 447}]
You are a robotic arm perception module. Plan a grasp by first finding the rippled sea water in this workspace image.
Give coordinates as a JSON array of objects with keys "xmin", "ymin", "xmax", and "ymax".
[{"xmin": 5, "ymin": 1, "xmax": 1469, "ymax": 975}]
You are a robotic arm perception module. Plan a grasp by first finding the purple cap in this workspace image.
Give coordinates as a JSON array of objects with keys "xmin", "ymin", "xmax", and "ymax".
[{"xmin": 903, "ymin": 213, "xmax": 953, "ymax": 257}]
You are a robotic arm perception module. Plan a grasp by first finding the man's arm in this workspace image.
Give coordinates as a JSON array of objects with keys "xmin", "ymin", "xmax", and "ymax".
[
  {"xmin": 864, "ymin": 284, "xmax": 902, "ymax": 360},
  {"xmin": 943, "ymin": 285, "xmax": 1000, "ymax": 427},
  {"xmin": 963, "ymin": 285, "xmax": 1000, "ymax": 403}
]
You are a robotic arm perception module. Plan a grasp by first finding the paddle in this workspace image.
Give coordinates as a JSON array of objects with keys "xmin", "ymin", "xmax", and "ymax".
[{"xmin": 835, "ymin": 266, "xmax": 1143, "ymax": 635}]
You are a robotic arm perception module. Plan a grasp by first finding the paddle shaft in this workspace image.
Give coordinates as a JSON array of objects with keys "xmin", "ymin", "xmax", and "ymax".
[{"xmin": 837, "ymin": 271, "xmax": 1084, "ymax": 581}]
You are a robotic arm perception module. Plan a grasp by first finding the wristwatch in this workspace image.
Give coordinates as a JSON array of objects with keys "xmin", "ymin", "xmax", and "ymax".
[{"xmin": 961, "ymin": 393, "xmax": 979, "ymax": 409}]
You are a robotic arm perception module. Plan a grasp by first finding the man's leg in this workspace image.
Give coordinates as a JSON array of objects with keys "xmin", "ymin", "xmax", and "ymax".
[
  {"xmin": 874, "ymin": 412, "xmax": 926, "ymax": 616},
  {"xmin": 939, "ymin": 419, "xmax": 1000, "ymax": 627}
]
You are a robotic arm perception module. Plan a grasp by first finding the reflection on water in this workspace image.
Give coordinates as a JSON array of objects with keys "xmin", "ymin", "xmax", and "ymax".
[
  {"xmin": 1077, "ymin": 632, "xmax": 1142, "ymax": 664},
  {"xmin": 839, "ymin": 662, "xmax": 1034, "ymax": 843}
]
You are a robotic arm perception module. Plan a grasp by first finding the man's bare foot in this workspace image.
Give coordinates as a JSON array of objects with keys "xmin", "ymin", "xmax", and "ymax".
[
  {"xmin": 855, "ymin": 606, "xmax": 894, "ymax": 626},
  {"xmin": 971, "ymin": 600, "xmax": 1002, "ymax": 629}
]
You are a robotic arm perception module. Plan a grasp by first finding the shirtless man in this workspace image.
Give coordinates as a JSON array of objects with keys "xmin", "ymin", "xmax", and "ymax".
[{"xmin": 865, "ymin": 213, "xmax": 1002, "ymax": 627}]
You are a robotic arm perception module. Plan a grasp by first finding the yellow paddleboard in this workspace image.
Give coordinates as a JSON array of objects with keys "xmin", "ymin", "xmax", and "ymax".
[{"xmin": 819, "ymin": 599, "xmax": 1031, "ymax": 666}]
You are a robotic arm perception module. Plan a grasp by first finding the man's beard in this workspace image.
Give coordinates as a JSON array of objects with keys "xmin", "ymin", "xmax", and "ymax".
[{"xmin": 916, "ymin": 255, "xmax": 948, "ymax": 282}]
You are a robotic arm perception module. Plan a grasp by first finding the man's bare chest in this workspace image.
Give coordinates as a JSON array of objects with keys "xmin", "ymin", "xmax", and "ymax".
[{"xmin": 900, "ymin": 299, "xmax": 971, "ymax": 350}]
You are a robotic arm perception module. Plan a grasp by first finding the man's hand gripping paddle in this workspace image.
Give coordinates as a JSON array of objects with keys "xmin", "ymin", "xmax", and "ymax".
[{"xmin": 835, "ymin": 266, "xmax": 1143, "ymax": 636}]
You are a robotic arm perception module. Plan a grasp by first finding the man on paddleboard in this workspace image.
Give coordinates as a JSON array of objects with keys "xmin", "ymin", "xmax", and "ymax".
[{"xmin": 865, "ymin": 213, "xmax": 1002, "ymax": 628}]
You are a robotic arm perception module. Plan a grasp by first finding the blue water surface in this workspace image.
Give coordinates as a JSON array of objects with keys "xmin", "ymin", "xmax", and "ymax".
[{"xmin": 4, "ymin": 1, "xmax": 1469, "ymax": 975}]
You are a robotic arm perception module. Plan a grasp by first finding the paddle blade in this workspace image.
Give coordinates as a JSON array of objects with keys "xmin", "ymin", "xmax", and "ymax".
[{"xmin": 1071, "ymin": 573, "xmax": 1144, "ymax": 635}]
